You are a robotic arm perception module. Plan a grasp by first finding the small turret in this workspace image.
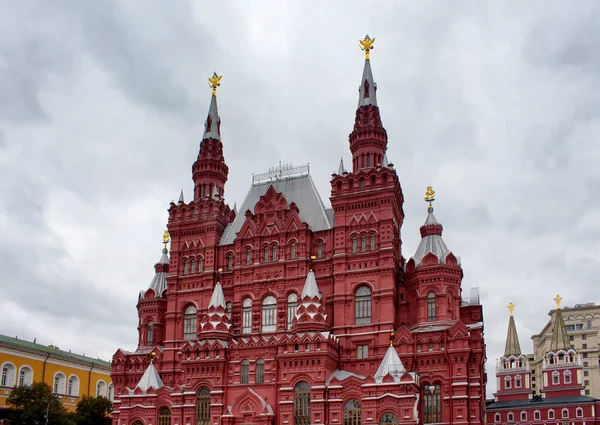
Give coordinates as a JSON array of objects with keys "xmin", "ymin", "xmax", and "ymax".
[
  {"xmin": 198, "ymin": 281, "xmax": 232, "ymax": 340},
  {"xmin": 145, "ymin": 231, "xmax": 171, "ymax": 298}
]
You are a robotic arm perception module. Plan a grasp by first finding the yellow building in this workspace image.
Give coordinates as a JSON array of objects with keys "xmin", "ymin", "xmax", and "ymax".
[{"xmin": 0, "ymin": 334, "xmax": 112, "ymax": 412}]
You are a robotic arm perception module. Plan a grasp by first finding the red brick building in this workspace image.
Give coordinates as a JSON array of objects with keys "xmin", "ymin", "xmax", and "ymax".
[
  {"xmin": 486, "ymin": 300, "xmax": 599, "ymax": 425},
  {"xmin": 111, "ymin": 38, "xmax": 486, "ymax": 425}
]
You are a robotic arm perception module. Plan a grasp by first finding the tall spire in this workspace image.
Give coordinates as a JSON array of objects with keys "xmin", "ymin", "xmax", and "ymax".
[
  {"xmin": 147, "ymin": 231, "xmax": 170, "ymax": 297},
  {"xmin": 349, "ymin": 35, "xmax": 388, "ymax": 173},
  {"xmin": 412, "ymin": 187, "xmax": 453, "ymax": 266},
  {"xmin": 192, "ymin": 72, "xmax": 229, "ymax": 201},
  {"xmin": 550, "ymin": 295, "xmax": 571, "ymax": 351},
  {"xmin": 338, "ymin": 157, "xmax": 346, "ymax": 175},
  {"xmin": 504, "ymin": 303, "xmax": 522, "ymax": 357}
]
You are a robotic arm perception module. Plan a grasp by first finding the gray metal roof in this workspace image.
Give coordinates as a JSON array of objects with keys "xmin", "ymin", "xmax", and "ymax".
[
  {"xmin": 374, "ymin": 345, "xmax": 406, "ymax": 383},
  {"xmin": 358, "ymin": 59, "xmax": 378, "ymax": 108},
  {"xmin": 148, "ymin": 248, "xmax": 169, "ymax": 297},
  {"xmin": 135, "ymin": 363, "xmax": 164, "ymax": 392},
  {"xmin": 202, "ymin": 94, "xmax": 220, "ymax": 141},
  {"xmin": 486, "ymin": 395, "xmax": 598, "ymax": 410},
  {"xmin": 209, "ymin": 283, "xmax": 226, "ymax": 308},
  {"xmin": 220, "ymin": 174, "xmax": 331, "ymax": 245},
  {"xmin": 412, "ymin": 207, "xmax": 451, "ymax": 266}
]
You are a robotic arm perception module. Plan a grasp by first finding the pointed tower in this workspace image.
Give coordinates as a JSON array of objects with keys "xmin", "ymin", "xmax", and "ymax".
[
  {"xmin": 136, "ymin": 231, "xmax": 170, "ymax": 348},
  {"xmin": 349, "ymin": 35, "xmax": 388, "ymax": 173},
  {"xmin": 404, "ymin": 187, "xmax": 462, "ymax": 325},
  {"xmin": 198, "ymin": 281, "xmax": 233, "ymax": 340},
  {"xmin": 374, "ymin": 340, "xmax": 406, "ymax": 383},
  {"xmin": 541, "ymin": 295, "xmax": 584, "ymax": 397},
  {"xmin": 494, "ymin": 303, "xmax": 531, "ymax": 402},
  {"xmin": 192, "ymin": 72, "xmax": 229, "ymax": 200},
  {"xmin": 292, "ymin": 269, "xmax": 328, "ymax": 332}
]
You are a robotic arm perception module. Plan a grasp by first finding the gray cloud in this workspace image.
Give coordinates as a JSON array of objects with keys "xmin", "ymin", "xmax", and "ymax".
[{"xmin": 1, "ymin": 0, "xmax": 599, "ymax": 396}]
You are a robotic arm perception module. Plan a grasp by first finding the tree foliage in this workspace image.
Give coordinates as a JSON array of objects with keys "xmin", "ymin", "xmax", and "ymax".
[
  {"xmin": 73, "ymin": 395, "xmax": 112, "ymax": 425},
  {"xmin": 6, "ymin": 381, "xmax": 72, "ymax": 424}
]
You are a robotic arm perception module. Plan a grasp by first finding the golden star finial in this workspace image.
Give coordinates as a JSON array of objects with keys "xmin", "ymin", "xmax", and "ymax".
[
  {"xmin": 359, "ymin": 35, "xmax": 375, "ymax": 60},
  {"xmin": 208, "ymin": 72, "xmax": 222, "ymax": 96},
  {"xmin": 390, "ymin": 330, "xmax": 395, "ymax": 347},
  {"xmin": 554, "ymin": 294, "xmax": 563, "ymax": 310},
  {"xmin": 507, "ymin": 302, "xmax": 516, "ymax": 316},
  {"xmin": 162, "ymin": 230, "xmax": 170, "ymax": 250},
  {"xmin": 150, "ymin": 351, "xmax": 157, "ymax": 364},
  {"xmin": 425, "ymin": 186, "xmax": 436, "ymax": 208}
]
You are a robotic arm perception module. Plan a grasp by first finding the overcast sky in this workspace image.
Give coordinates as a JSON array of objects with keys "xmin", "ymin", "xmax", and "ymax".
[{"xmin": 1, "ymin": 1, "xmax": 599, "ymax": 397}]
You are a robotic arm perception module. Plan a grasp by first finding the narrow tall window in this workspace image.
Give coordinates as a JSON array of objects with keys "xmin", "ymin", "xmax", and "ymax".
[
  {"xmin": 96, "ymin": 381, "xmax": 106, "ymax": 397},
  {"xmin": 262, "ymin": 296, "xmax": 277, "ymax": 333},
  {"xmin": 190, "ymin": 260, "xmax": 196, "ymax": 274},
  {"xmin": 108, "ymin": 384, "xmax": 114, "ymax": 401},
  {"xmin": 158, "ymin": 407, "xmax": 171, "ymax": 425},
  {"xmin": 295, "ymin": 381, "xmax": 311, "ymax": 425},
  {"xmin": 147, "ymin": 321, "xmax": 154, "ymax": 345},
  {"xmin": 504, "ymin": 376, "xmax": 512, "ymax": 389},
  {"xmin": 548, "ymin": 410, "xmax": 555, "ymax": 419},
  {"xmin": 352, "ymin": 237, "xmax": 357, "ymax": 253},
  {"xmin": 256, "ymin": 359, "xmax": 265, "ymax": 384},
  {"xmin": 227, "ymin": 254, "xmax": 233, "ymax": 270},
  {"xmin": 242, "ymin": 298, "xmax": 252, "ymax": 334},
  {"xmin": 287, "ymin": 293, "xmax": 298, "ymax": 330},
  {"xmin": 264, "ymin": 246, "xmax": 269, "ymax": 262},
  {"xmin": 18, "ymin": 367, "xmax": 32, "ymax": 387},
  {"xmin": 379, "ymin": 413, "xmax": 397, "ymax": 425},
  {"xmin": 521, "ymin": 411, "xmax": 527, "ymax": 421},
  {"xmin": 67, "ymin": 376, "xmax": 79, "ymax": 396},
  {"xmin": 564, "ymin": 370, "xmax": 572, "ymax": 384},
  {"xmin": 317, "ymin": 242, "xmax": 323, "ymax": 259},
  {"xmin": 344, "ymin": 399, "xmax": 362, "ymax": 425},
  {"xmin": 53, "ymin": 373, "xmax": 66, "ymax": 394},
  {"xmin": 552, "ymin": 371, "xmax": 560, "ymax": 385},
  {"xmin": 291, "ymin": 242, "xmax": 296, "ymax": 259},
  {"xmin": 423, "ymin": 383, "xmax": 441, "ymax": 423},
  {"xmin": 183, "ymin": 261, "xmax": 188, "ymax": 275},
  {"xmin": 507, "ymin": 413, "xmax": 514, "ymax": 422},
  {"xmin": 184, "ymin": 305, "xmax": 197, "ymax": 340},
  {"xmin": 427, "ymin": 292, "xmax": 436, "ymax": 321},
  {"xmin": 562, "ymin": 408, "xmax": 569, "ymax": 419},
  {"xmin": 370, "ymin": 234, "xmax": 376, "ymax": 251},
  {"xmin": 246, "ymin": 249, "xmax": 252, "ymax": 265},
  {"xmin": 494, "ymin": 413, "xmax": 500, "ymax": 423},
  {"xmin": 198, "ymin": 259, "xmax": 203, "ymax": 273},
  {"xmin": 361, "ymin": 236, "xmax": 366, "ymax": 252},
  {"xmin": 576, "ymin": 408, "xmax": 583, "ymax": 418},
  {"xmin": 534, "ymin": 411, "xmax": 540, "ymax": 420},
  {"xmin": 226, "ymin": 302, "xmax": 232, "ymax": 319},
  {"xmin": 355, "ymin": 286, "xmax": 372, "ymax": 324},
  {"xmin": 197, "ymin": 387, "xmax": 210, "ymax": 425},
  {"xmin": 272, "ymin": 245, "xmax": 278, "ymax": 261},
  {"xmin": 1, "ymin": 364, "xmax": 16, "ymax": 387},
  {"xmin": 515, "ymin": 375, "xmax": 522, "ymax": 388},
  {"xmin": 241, "ymin": 360, "xmax": 249, "ymax": 384}
]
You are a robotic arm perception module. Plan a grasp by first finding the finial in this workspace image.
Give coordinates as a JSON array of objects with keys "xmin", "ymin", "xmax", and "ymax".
[
  {"xmin": 507, "ymin": 302, "xmax": 516, "ymax": 316},
  {"xmin": 208, "ymin": 72, "xmax": 222, "ymax": 96},
  {"xmin": 554, "ymin": 294, "xmax": 563, "ymax": 310},
  {"xmin": 162, "ymin": 230, "xmax": 171, "ymax": 251},
  {"xmin": 424, "ymin": 186, "xmax": 436, "ymax": 208},
  {"xmin": 359, "ymin": 35, "xmax": 375, "ymax": 60},
  {"xmin": 390, "ymin": 330, "xmax": 395, "ymax": 347},
  {"xmin": 149, "ymin": 350, "xmax": 157, "ymax": 364}
]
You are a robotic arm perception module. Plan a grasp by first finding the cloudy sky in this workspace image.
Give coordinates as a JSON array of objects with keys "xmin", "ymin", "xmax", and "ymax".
[{"xmin": 1, "ymin": 1, "xmax": 599, "ymax": 396}]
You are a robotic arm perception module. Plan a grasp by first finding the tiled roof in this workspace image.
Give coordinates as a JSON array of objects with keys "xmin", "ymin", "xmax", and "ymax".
[
  {"xmin": 0, "ymin": 333, "xmax": 111, "ymax": 369},
  {"xmin": 486, "ymin": 395, "xmax": 598, "ymax": 410},
  {"xmin": 504, "ymin": 315, "xmax": 522, "ymax": 357}
]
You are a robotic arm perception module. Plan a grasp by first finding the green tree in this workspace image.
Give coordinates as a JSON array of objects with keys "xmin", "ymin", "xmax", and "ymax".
[
  {"xmin": 73, "ymin": 395, "xmax": 112, "ymax": 425},
  {"xmin": 6, "ymin": 381, "xmax": 71, "ymax": 424}
]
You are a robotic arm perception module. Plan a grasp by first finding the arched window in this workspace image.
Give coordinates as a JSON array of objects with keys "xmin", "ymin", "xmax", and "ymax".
[
  {"xmin": 520, "ymin": 411, "xmax": 527, "ymax": 421},
  {"xmin": 242, "ymin": 298, "xmax": 252, "ymax": 334},
  {"xmin": 246, "ymin": 249, "xmax": 252, "ymax": 265},
  {"xmin": 534, "ymin": 410, "xmax": 541, "ymax": 420},
  {"xmin": 272, "ymin": 245, "xmax": 278, "ymax": 261},
  {"xmin": 576, "ymin": 407, "xmax": 583, "ymax": 418},
  {"xmin": 507, "ymin": 412, "xmax": 514, "ymax": 422},
  {"xmin": 264, "ymin": 246, "xmax": 269, "ymax": 262},
  {"xmin": 256, "ymin": 358, "xmax": 265, "ymax": 384},
  {"xmin": 197, "ymin": 387, "xmax": 211, "ymax": 425},
  {"xmin": 132, "ymin": 421, "xmax": 144, "ymax": 425},
  {"xmin": 361, "ymin": 236, "xmax": 366, "ymax": 252},
  {"xmin": 352, "ymin": 236, "xmax": 357, "ymax": 253},
  {"xmin": 370, "ymin": 234, "xmax": 376, "ymax": 251},
  {"xmin": 562, "ymin": 408, "xmax": 569, "ymax": 419},
  {"xmin": 548, "ymin": 409, "xmax": 555, "ymax": 419},
  {"xmin": 287, "ymin": 293, "xmax": 298, "ymax": 330},
  {"xmin": 96, "ymin": 380, "xmax": 106, "ymax": 397},
  {"xmin": 355, "ymin": 286, "xmax": 372, "ymax": 325},
  {"xmin": 504, "ymin": 375, "xmax": 512, "ymax": 389},
  {"xmin": 1, "ymin": 363, "xmax": 16, "ymax": 387},
  {"xmin": 226, "ymin": 302, "xmax": 232, "ymax": 319},
  {"xmin": 564, "ymin": 369, "xmax": 572, "ymax": 384},
  {"xmin": 424, "ymin": 383, "xmax": 441, "ymax": 423},
  {"xmin": 262, "ymin": 296, "xmax": 277, "ymax": 332},
  {"xmin": 290, "ymin": 242, "xmax": 296, "ymax": 259},
  {"xmin": 53, "ymin": 372, "xmax": 66, "ymax": 394},
  {"xmin": 158, "ymin": 407, "xmax": 171, "ymax": 425},
  {"xmin": 184, "ymin": 305, "xmax": 197, "ymax": 340},
  {"xmin": 317, "ymin": 242, "xmax": 323, "ymax": 259},
  {"xmin": 241, "ymin": 360, "xmax": 249, "ymax": 384},
  {"xmin": 295, "ymin": 381, "xmax": 311, "ymax": 425},
  {"xmin": 514, "ymin": 374, "xmax": 522, "ymax": 388},
  {"xmin": 183, "ymin": 260, "xmax": 188, "ymax": 275},
  {"xmin": 344, "ymin": 399, "xmax": 361, "ymax": 425},
  {"xmin": 552, "ymin": 370, "xmax": 560, "ymax": 385},
  {"xmin": 18, "ymin": 366, "xmax": 32, "ymax": 387},
  {"xmin": 147, "ymin": 321, "xmax": 154, "ymax": 345},
  {"xmin": 198, "ymin": 258, "xmax": 203, "ymax": 273},
  {"xmin": 227, "ymin": 254, "xmax": 233, "ymax": 270},
  {"xmin": 67, "ymin": 375, "xmax": 79, "ymax": 396},
  {"xmin": 190, "ymin": 259, "xmax": 196, "ymax": 274},
  {"xmin": 379, "ymin": 413, "xmax": 397, "ymax": 425},
  {"xmin": 108, "ymin": 383, "xmax": 114, "ymax": 401},
  {"xmin": 427, "ymin": 292, "xmax": 436, "ymax": 321},
  {"xmin": 494, "ymin": 413, "xmax": 500, "ymax": 423}
]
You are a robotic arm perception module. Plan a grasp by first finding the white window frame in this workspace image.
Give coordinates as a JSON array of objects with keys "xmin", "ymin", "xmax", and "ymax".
[
  {"xmin": 262, "ymin": 296, "xmax": 277, "ymax": 333},
  {"xmin": 96, "ymin": 380, "xmax": 107, "ymax": 397},
  {"xmin": 562, "ymin": 408, "xmax": 569, "ymax": 419},
  {"xmin": 67, "ymin": 375, "xmax": 79, "ymax": 396},
  {"xmin": 520, "ymin": 411, "xmax": 527, "ymax": 421},
  {"xmin": 183, "ymin": 305, "xmax": 197, "ymax": 340},
  {"xmin": 1, "ymin": 362, "xmax": 16, "ymax": 387},
  {"xmin": 357, "ymin": 345, "xmax": 369, "ymax": 359},
  {"xmin": 18, "ymin": 366, "xmax": 33, "ymax": 387},
  {"xmin": 287, "ymin": 293, "xmax": 298, "ymax": 330},
  {"xmin": 242, "ymin": 298, "xmax": 252, "ymax": 334},
  {"xmin": 53, "ymin": 372, "xmax": 66, "ymax": 394},
  {"xmin": 548, "ymin": 409, "xmax": 555, "ymax": 419},
  {"xmin": 494, "ymin": 413, "xmax": 500, "ymax": 423},
  {"xmin": 355, "ymin": 286, "xmax": 372, "ymax": 325},
  {"xmin": 576, "ymin": 407, "xmax": 583, "ymax": 418}
]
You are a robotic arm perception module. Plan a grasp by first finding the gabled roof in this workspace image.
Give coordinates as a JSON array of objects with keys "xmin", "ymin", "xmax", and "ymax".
[{"xmin": 220, "ymin": 174, "xmax": 331, "ymax": 245}]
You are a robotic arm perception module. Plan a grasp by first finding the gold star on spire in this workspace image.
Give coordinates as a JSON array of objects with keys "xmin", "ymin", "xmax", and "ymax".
[
  {"xmin": 554, "ymin": 294, "xmax": 563, "ymax": 310},
  {"xmin": 208, "ymin": 72, "xmax": 222, "ymax": 96},
  {"xmin": 162, "ymin": 230, "xmax": 170, "ymax": 251},
  {"xmin": 390, "ymin": 330, "xmax": 395, "ymax": 347},
  {"xmin": 425, "ymin": 186, "xmax": 436, "ymax": 207},
  {"xmin": 359, "ymin": 35, "xmax": 375, "ymax": 60},
  {"xmin": 507, "ymin": 302, "xmax": 516, "ymax": 316}
]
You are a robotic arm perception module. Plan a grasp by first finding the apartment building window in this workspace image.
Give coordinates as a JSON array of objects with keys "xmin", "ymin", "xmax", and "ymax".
[
  {"xmin": 584, "ymin": 371, "xmax": 589, "ymax": 376},
  {"xmin": 584, "ymin": 380, "xmax": 590, "ymax": 386},
  {"xmin": 583, "ymin": 343, "xmax": 588, "ymax": 349},
  {"xmin": 570, "ymin": 335, "xmax": 575, "ymax": 341},
  {"xmin": 583, "ymin": 353, "xmax": 588, "ymax": 358},
  {"xmin": 584, "ymin": 361, "xmax": 589, "ymax": 367},
  {"xmin": 587, "ymin": 320, "xmax": 592, "ymax": 329},
  {"xmin": 582, "ymin": 334, "xmax": 587, "ymax": 340},
  {"xmin": 576, "ymin": 324, "xmax": 583, "ymax": 330},
  {"xmin": 566, "ymin": 325, "xmax": 575, "ymax": 331},
  {"xmin": 357, "ymin": 345, "xmax": 369, "ymax": 359}
]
